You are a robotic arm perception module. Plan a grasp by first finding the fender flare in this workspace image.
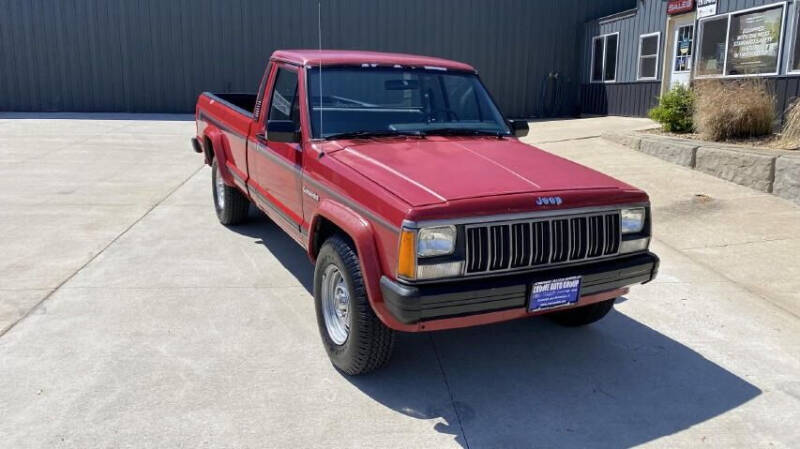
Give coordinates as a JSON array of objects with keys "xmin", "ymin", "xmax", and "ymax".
[
  {"xmin": 309, "ymin": 200, "xmax": 412, "ymax": 331},
  {"xmin": 201, "ymin": 127, "xmax": 235, "ymax": 185}
]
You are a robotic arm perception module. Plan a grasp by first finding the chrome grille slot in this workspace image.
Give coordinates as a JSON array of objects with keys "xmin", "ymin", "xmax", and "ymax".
[
  {"xmin": 464, "ymin": 210, "xmax": 621, "ymax": 275},
  {"xmin": 466, "ymin": 227, "xmax": 489, "ymax": 272},
  {"xmin": 510, "ymin": 223, "xmax": 531, "ymax": 268},
  {"xmin": 531, "ymin": 221, "xmax": 550, "ymax": 265},
  {"xmin": 489, "ymin": 224, "xmax": 511, "ymax": 270},
  {"xmin": 587, "ymin": 215, "xmax": 603, "ymax": 258},
  {"xmin": 604, "ymin": 213, "xmax": 620, "ymax": 255},
  {"xmin": 569, "ymin": 217, "xmax": 588, "ymax": 260},
  {"xmin": 551, "ymin": 218, "xmax": 569, "ymax": 263}
]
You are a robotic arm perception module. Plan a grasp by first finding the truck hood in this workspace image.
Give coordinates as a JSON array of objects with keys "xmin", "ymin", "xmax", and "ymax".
[{"xmin": 329, "ymin": 137, "xmax": 637, "ymax": 206}]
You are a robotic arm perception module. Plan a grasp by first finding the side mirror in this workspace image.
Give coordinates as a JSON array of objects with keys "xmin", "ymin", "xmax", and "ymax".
[
  {"xmin": 267, "ymin": 120, "xmax": 300, "ymax": 143},
  {"xmin": 508, "ymin": 119, "xmax": 529, "ymax": 138}
]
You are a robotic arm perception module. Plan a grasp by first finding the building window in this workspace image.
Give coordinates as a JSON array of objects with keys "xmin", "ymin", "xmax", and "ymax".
[
  {"xmin": 591, "ymin": 33, "xmax": 619, "ymax": 83},
  {"xmin": 696, "ymin": 3, "xmax": 786, "ymax": 78},
  {"xmin": 591, "ymin": 37, "xmax": 604, "ymax": 82},
  {"xmin": 697, "ymin": 16, "xmax": 728, "ymax": 76},
  {"xmin": 638, "ymin": 32, "xmax": 660, "ymax": 80},
  {"xmin": 792, "ymin": 9, "xmax": 800, "ymax": 72}
]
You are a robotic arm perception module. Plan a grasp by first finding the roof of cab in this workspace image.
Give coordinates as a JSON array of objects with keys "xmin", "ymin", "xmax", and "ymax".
[{"xmin": 270, "ymin": 50, "xmax": 476, "ymax": 72}]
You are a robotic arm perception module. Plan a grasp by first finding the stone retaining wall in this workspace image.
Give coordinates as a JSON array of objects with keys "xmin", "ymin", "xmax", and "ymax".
[{"xmin": 602, "ymin": 132, "xmax": 800, "ymax": 205}]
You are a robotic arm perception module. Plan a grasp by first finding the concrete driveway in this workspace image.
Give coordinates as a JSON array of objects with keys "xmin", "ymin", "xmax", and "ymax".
[{"xmin": 1, "ymin": 114, "xmax": 798, "ymax": 448}]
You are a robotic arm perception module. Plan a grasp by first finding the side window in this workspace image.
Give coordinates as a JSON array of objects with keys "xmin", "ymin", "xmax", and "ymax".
[{"xmin": 268, "ymin": 68, "xmax": 300, "ymax": 128}]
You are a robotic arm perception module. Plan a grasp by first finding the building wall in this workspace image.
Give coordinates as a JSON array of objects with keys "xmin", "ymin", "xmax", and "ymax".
[
  {"xmin": 580, "ymin": 0, "xmax": 800, "ymax": 118},
  {"xmin": 0, "ymin": 0, "xmax": 634, "ymax": 117},
  {"xmin": 580, "ymin": 0, "xmax": 669, "ymax": 84},
  {"xmin": 579, "ymin": 0, "xmax": 668, "ymax": 116}
]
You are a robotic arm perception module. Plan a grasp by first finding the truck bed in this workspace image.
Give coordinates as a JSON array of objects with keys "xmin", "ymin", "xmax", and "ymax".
[{"xmin": 202, "ymin": 92, "xmax": 257, "ymax": 117}]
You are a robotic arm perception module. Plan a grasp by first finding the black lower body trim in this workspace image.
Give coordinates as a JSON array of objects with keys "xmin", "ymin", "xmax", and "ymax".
[
  {"xmin": 380, "ymin": 252, "xmax": 659, "ymax": 324},
  {"xmin": 190, "ymin": 137, "xmax": 202, "ymax": 154}
]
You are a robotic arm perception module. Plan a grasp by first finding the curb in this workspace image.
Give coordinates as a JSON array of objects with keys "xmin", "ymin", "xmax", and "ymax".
[{"xmin": 601, "ymin": 131, "xmax": 800, "ymax": 205}]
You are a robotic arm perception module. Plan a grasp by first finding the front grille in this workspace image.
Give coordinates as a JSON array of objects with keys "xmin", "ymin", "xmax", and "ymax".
[{"xmin": 465, "ymin": 211, "xmax": 621, "ymax": 274}]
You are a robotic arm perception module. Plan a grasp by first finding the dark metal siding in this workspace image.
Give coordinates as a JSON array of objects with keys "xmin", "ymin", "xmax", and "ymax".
[
  {"xmin": 0, "ymin": 0, "xmax": 634, "ymax": 116},
  {"xmin": 581, "ymin": 81, "xmax": 661, "ymax": 116}
]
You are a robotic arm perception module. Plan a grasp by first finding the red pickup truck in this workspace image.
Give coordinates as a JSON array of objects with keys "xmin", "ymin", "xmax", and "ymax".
[{"xmin": 192, "ymin": 50, "xmax": 658, "ymax": 375}]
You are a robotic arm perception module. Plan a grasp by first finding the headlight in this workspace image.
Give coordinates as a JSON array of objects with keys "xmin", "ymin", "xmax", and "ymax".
[
  {"xmin": 417, "ymin": 226, "xmax": 456, "ymax": 257},
  {"xmin": 620, "ymin": 208, "xmax": 645, "ymax": 234}
]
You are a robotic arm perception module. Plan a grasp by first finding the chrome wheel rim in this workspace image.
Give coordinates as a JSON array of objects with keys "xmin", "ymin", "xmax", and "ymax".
[
  {"xmin": 321, "ymin": 264, "xmax": 350, "ymax": 345},
  {"xmin": 214, "ymin": 165, "xmax": 226, "ymax": 210}
]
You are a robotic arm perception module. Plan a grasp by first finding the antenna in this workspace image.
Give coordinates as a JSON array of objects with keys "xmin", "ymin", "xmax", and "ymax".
[{"xmin": 317, "ymin": 1, "xmax": 324, "ymax": 138}]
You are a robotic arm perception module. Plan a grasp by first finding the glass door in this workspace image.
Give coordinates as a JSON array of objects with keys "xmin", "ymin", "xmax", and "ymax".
[{"xmin": 671, "ymin": 24, "xmax": 694, "ymax": 87}]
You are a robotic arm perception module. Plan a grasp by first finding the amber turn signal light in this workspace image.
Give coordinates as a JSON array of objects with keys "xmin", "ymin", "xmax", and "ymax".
[{"xmin": 397, "ymin": 229, "xmax": 416, "ymax": 280}]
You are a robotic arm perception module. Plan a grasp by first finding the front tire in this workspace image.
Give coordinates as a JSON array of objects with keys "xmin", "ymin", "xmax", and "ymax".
[
  {"xmin": 314, "ymin": 235, "xmax": 394, "ymax": 375},
  {"xmin": 548, "ymin": 298, "xmax": 616, "ymax": 327},
  {"xmin": 211, "ymin": 159, "xmax": 249, "ymax": 225}
]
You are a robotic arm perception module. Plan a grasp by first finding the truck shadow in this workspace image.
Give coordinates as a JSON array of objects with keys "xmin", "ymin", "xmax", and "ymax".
[{"xmin": 232, "ymin": 210, "xmax": 761, "ymax": 449}]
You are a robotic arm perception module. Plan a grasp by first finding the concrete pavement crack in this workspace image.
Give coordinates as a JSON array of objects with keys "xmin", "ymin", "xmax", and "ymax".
[
  {"xmin": 531, "ymin": 134, "xmax": 601, "ymax": 145},
  {"xmin": 0, "ymin": 163, "xmax": 205, "ymax": 340},
  {"xmin": 680, "ymin": 237, "xmax": 796, "ymax": 251},
  {"xmin": 429, "ymin": 334, "xmax": 471, "ymax": 449}
]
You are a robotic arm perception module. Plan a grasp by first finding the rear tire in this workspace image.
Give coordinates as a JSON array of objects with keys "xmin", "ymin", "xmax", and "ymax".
[
  {"xmin": 211, "ymin": 158, "xmax": 249, "ymax": 225},
  {"xmin": 548, "ymin": 298, "xmax": 616, "ymax": 327},
  {"xmin": 314, "ymin": 234, "xmax": 394, "ymax": 375}
]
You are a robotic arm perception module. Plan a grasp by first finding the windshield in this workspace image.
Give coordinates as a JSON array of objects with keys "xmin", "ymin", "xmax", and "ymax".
[{"xmin": 307, "ymin": 67, "xmax": 510, "ymax": 139}]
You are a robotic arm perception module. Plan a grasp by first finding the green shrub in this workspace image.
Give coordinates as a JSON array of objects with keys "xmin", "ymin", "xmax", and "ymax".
[
  {"xmin": 694, "ymin": 80, "xmax": 774, "ymax": 141},
  {"xmin": 648, "ymin": 85, "xmax": 694, "ymax": 133}
]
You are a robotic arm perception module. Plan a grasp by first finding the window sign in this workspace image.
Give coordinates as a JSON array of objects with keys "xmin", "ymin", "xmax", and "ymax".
[
  {"xmin": 696, "ymin": 15, "xmax": 728, "ymax": 76},
  {"xmin": 697, "ymin": 0, "xmax": 717, "ymax": 19},
  {"xmin": 726, "ymin": 5, "xmax": 784, "ymax": 75}
]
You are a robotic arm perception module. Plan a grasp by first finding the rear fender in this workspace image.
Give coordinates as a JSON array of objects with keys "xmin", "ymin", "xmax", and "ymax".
[
  {"xmin": 310, "ymin": 200, "xmax": 409, "ymax": 331},
  {"xmin": 202, "ymin": 127, "xmax": 234, "ymax": 185}
]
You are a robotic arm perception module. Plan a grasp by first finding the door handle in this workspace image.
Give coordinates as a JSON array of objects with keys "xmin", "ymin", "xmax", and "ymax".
[{"xmin": 255, "ymin": 132, "xmax": 267, "ymax": 144}]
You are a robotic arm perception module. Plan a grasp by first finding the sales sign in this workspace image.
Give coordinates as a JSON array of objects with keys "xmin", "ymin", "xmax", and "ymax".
[{"xmin": 667, "ymin": 0, "xmax": 694, "ymax": 15}]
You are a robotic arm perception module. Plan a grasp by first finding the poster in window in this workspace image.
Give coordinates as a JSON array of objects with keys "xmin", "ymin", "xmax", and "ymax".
[{"xmin": 726, "ymin": 6, "xmax": 783, "ymax": 75}]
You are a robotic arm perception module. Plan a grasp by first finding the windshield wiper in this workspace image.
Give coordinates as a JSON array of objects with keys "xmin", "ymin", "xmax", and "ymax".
[
  {"xmin": 324, "ymin": 130, "xmax": 424, "ymax": 140},
  {"xmin": 424, "ymin": 128, "xmax": 508, "ymax": 138}
]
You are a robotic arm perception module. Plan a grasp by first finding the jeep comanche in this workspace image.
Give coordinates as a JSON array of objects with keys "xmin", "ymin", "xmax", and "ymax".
[{"xmin": 192, "ymin": 50, "xmax": 659, "ymax": 375}]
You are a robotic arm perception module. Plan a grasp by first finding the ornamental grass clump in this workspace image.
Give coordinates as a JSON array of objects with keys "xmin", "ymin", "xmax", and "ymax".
[
  {"xmin": 693, "ymin": 79, "xmax": 774, "ymax": 141},
  {"xmin": 779, "ymin": 98, "xmax": 800, "ymax": 150},
  {"xmin": 648, "ymin": 85, "xmax": 694, "ymax": 133}
]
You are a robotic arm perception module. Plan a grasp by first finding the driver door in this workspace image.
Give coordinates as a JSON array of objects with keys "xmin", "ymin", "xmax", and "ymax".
[{"xmin": 247, "ymin": 64, "xmax": 304, "ymax": 233}]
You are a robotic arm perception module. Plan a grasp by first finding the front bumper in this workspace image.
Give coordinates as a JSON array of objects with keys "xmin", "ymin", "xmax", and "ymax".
[{"xmin": 380, "ymin": 252, "xmax": 659, "ymax": 325}]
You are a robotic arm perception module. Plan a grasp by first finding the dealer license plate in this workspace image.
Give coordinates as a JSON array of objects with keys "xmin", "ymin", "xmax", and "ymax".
[{"xmin": 529, "ymin": 276, "xmax": 582, "ymax": 311}]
